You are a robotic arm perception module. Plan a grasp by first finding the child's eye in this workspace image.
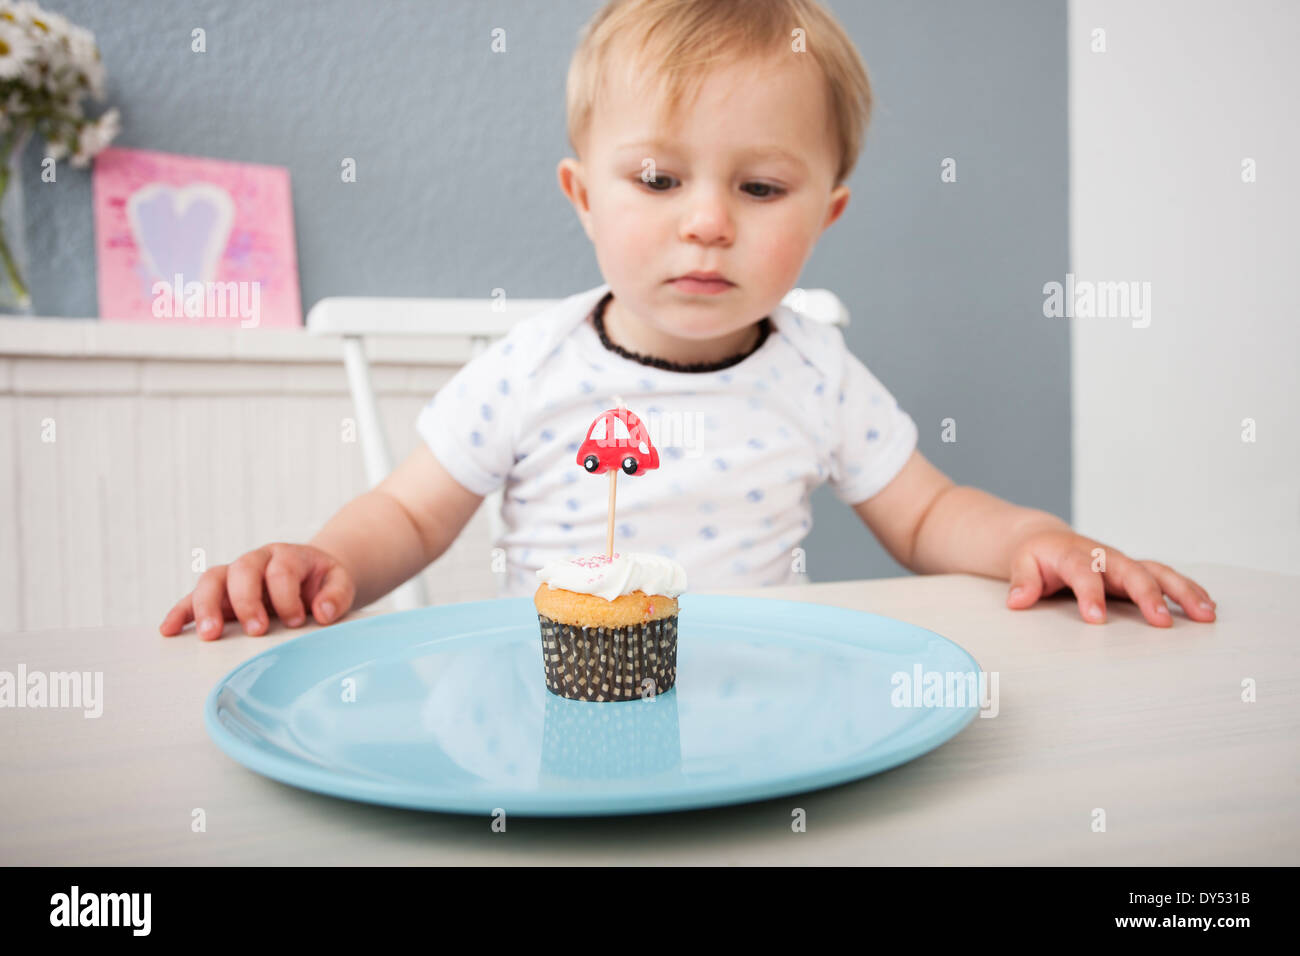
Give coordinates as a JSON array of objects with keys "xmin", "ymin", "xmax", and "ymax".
[
  {"xmin": 636, "ymin": 177, "xmax": 785, "ymax": 199},
  {"xmin": 639, "ymin": 174, "xmax": 679, "ymax": 191}
]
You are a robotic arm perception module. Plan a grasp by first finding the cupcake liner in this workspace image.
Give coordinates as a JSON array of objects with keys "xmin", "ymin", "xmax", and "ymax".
[{"xmin": 537, "ymin": 612, "xmax": 677, "ymax": 702}]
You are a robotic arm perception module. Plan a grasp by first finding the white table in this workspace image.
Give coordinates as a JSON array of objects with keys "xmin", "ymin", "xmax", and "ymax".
[{"xmin": 1, "ymin": 563, "xmax": 1295, "ymax": 865}]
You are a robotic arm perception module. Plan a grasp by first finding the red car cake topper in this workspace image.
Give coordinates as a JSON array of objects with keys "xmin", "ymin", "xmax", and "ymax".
[
  {"xmin": 577, "ymin": 405, "xmax": 660, "ymax": 475},
  {"xmin": 578, "ymin": 399, "xmax": 661, "ymax": 558}
]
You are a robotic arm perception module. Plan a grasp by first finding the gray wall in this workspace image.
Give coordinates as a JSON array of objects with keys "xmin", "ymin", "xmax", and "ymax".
[{"xmin": 23, "ymin": 0, "xmax": 1069, "ymax": 584}]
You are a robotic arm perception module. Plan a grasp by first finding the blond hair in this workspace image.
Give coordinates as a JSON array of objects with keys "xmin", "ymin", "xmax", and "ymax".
[{"xmin": 565, "ymin": 0, "xmax": 873, "ymax": 187}]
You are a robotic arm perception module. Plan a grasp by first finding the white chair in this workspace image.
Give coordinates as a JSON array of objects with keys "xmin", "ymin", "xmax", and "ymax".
[
  {"xmin": 307, "ymin": 295, "xmax": 557, "ymax": 610},
  {"xmin": 306, "ymin": 288, "xmax": 848, "ymax": 611}
]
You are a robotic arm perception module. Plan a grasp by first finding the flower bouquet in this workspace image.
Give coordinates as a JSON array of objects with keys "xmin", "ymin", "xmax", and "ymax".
[{"xmin": 0, "ymin": 0, "xmax": 120, "ymax": 310}]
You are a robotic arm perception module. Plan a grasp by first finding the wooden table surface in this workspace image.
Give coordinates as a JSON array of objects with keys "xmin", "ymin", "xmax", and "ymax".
[{"xmin": 2, "ymin": 563, "xmax": 1296, "ymax": 865}]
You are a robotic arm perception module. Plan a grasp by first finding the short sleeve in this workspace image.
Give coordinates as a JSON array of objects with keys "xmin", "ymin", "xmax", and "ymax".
[
  {"xmin": 415, "ymin": 335, "xmax": 523, "ymax": 496},
  {"xmin": 826, "ymin": 349, "xmax": 918, "ymax": 505}
]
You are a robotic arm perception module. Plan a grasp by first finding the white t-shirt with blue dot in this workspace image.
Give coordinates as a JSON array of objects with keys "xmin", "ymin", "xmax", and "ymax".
[{"xmin": 415, "ymin": 283, "xmax": 918, "ymax": 597}]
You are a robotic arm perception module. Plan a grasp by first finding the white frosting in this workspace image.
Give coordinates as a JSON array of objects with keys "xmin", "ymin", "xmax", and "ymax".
[{"xmin": 535, "ymin": 551, "xmax": 688, "ymax": 601}]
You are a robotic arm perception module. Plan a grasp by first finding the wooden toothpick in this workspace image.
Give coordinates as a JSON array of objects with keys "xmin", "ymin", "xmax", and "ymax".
[
  {"xmin": 607, "ymin": 394, "xmax": 626, "ymax": 559},
  {"xmin": 607, "ymin": 468, "xmax": 617, "ymax": 558}
]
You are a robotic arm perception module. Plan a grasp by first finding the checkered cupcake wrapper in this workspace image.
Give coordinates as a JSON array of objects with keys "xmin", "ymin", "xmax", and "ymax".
[{"xmin": 537, "ymin": 612, "xmax": 678, "ymax": 702}]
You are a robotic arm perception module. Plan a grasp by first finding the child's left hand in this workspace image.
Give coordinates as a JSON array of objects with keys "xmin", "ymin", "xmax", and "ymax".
[{"xmin": 1006, "ymin": 529, "xmax": 1217, "ymax": 627}]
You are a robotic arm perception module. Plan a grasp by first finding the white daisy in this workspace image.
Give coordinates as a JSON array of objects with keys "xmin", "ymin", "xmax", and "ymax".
[
  {"xmin": 33, "ymin": 5, "xmax": 71, "ymax": 39},
  {"xmin": 0, "ymin": 1, "xmax": 28, "ymax": 24},
  {"xmin": 3, "ymin": 1, "xmax": 61, "ymax": 34},
  {"xmin": 0, "ymin": 20, "xmax": 34, "ymax": 80},
  {"xmin": 69, "ymin": 106, "xmax": 118, "ymax": 167},
  {"xmin": 2, "ymin": 1, "xmax": 53, "ymax": 57},
  {"xmin": 66, "ymin": 24, "xmax": 104, "ymax": 100}
]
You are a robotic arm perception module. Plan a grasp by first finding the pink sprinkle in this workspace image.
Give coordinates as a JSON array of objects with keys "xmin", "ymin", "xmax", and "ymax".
[{"xmin": 569, "ymin": 551, "xmax": 620, "ymax": 569}]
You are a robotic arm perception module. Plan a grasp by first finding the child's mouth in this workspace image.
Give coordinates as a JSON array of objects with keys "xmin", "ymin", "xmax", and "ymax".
[{"xmin": 668, "ymin": 275, "xmax": 735, "ymax": 295}]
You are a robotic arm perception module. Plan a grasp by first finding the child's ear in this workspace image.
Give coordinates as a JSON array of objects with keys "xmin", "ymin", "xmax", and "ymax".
[
  {"xmin": 556, "ymin": 158, "xmax": 596, "ymax": 241},
  {"xmin": 821, "ymin": 184, "xmax": 851, "ymax": 232}
]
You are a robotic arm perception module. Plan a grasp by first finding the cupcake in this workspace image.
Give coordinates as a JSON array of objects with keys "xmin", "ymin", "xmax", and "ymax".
[{"xmin": 534, "ymin": 551, "xmax": 687, "ymax": 702}]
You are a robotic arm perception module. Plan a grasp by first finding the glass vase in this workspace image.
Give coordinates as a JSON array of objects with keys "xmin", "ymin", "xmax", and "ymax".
[{"xmin": 0, "ymin": 125, "xmax": 34, "ymax": 315}]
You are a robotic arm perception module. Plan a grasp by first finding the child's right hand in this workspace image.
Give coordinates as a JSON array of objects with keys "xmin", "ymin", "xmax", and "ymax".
[{"xmin": 158, "ymin": 542, "xmax": 357, "ymax": 640}]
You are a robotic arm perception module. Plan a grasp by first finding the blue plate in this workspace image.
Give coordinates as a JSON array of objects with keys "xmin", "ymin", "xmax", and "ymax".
[{"xmin": 204, "ymin": 594, "xmax": 982, "ymax": 816}]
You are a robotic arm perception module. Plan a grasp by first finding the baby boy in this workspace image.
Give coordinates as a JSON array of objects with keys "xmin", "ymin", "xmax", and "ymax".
[{"xmin": 160, "ymin": 0, "xmax": 1215, "ymax": 639}]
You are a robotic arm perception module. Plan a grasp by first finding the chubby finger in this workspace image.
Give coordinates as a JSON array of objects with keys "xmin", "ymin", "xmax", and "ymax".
[
  {"xmin": 264, "ymin": 548, "xmax": 309, "ymax": 627},
  {"xmin": 1006, "ymin": 549, "xmax": 1045, "ymax": 609},
  {"xmin": 227, "ymin": 548, "xmax": 273, "ymax": 636},
  {"xmin": 1140, "ymin": 561, "xmax": 1217, "ymax": 622},
  {"xmin": 159, "ymin": 595, "xmax": 195, "ymax": 637},
  {"xmin": 1059, "ymin": 550, "xmax": 1107, "ymax": 623},
  {"xmin": 192, "ymin": 568, "xmax": 231, "ymax": 640},
  {"xmin": 1110, "ymin": 556, "xmax": 1171, "ymax": 627},
  {"xmin": 309, "ymin": 563, "xmax": 355, "ymax": 625}
]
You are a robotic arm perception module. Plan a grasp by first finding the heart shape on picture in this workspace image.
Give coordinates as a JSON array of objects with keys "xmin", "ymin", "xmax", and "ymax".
[{"xmin": 125, "ymin": 183, "xmax": 235, "ymax": 285}]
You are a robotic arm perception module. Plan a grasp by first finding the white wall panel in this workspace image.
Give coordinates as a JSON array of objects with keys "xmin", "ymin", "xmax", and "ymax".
[
  {"xmin": 0, "ymin": 322, "xmax": 499, "ymax": 632},
  {"xmin": 1069, "ymin": 0, "xmax": 1299, "ymax": 574}
]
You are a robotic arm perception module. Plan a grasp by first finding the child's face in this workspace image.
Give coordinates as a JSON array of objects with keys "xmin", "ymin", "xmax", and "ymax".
[{"xmin": 559, "ymin": 51, "xmax": 851, "ymax": 348}]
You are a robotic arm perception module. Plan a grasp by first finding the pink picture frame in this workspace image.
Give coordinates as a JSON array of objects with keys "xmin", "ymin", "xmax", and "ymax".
[{"xmin": 92, "ymin": 146, "xmax": 302, "ymax": 328}]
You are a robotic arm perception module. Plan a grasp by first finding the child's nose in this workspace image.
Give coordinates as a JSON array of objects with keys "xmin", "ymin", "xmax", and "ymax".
[{"xmin": 679, "ymin": 191, "xmax": 734, "ymax": 245}]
